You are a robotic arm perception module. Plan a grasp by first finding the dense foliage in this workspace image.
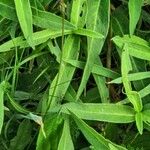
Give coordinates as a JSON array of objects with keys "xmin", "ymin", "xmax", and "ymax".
[{"xmin": 0, "ymin": 0, "xmax": 150, "ymax": 149}]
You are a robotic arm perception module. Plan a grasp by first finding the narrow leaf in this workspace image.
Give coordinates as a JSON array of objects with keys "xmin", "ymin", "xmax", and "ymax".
[
  {"xmin": 0, "ymin": 81, "xmax": 6, "ymax": 134},
  {"xmin": 135, "ymin": 112, "xmax": 143, "ymax": 134},
  {"xmin": 128, "ymin": 0, "xmax": 143, "ymax": 35},
  {"xmin": 14, "ymin": 0, "xmax": 34, "ymax": 48},
  {"xmin": 58, "ymin": 118, "xmax": 74, "ymax": 150},
  {"xmin": 61, "ymin": 103, "xmax": 135, "ymax": 123},
  {"xmin": 70, "ymin": 111, "xmax": 127, "ymax": 150}
]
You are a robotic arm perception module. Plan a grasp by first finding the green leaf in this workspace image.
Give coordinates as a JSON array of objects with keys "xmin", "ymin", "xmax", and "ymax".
[
  {"xmin": 48, "ymin": 0, "xmax": 86, "ymax": 108},
  {"xmin": 58, "ymin": 117, "xmax": 74, "ymax": 150},
  {"xmin": 64, "ymin": 59, "xmax": 120, "ymax": 79},
  {"xmin": 7, "ymin": 93, "xmax": 30, "ymax": 114},
  {"xmin": 70, "ymin": 111, "xmax": 127, "ymax": 150},
  {"xmin": 0, "ymin": 0, "xmax": 17, "ymax": 21},
  {"xmin": 61, "ymin": 102, "xmax": 135, "ymax": 123},
  {"xmin": 126, "ymin": 91, "xmax": 143, "ymax": 112},
  {"xmin": 0, "ymin": 29, "xmax": 72, "ymax": 52},
  {"xmin": 48, "ymin": 36, "xmax": 80, "ymax": 108},
  {"xmin": 32, "ymin": 7, "xmax": 76, "ymax": 30},
  {"xmin": 14, "ymin": 0, "xmax": 34, "ymax": 49},
  {"xmin": 0, "ymin": 81, "xmax": 6, "ymax": 134},
  {"xmin": 9, "ymin": 119, "xmax": 32, "ymax": 150},
  {"xmin": 135, "ymin": 112, "xmax": 143, "ymax": 135},
  {"xmin": 36, "ymin": 114, "xmax": 63, "ymax": 150},
  {"xmin": 112, "ymin": 35, "xmax": 150, "ymax": 61},
  {"xmin": 109, "ymin": 72, "xmax": 150, "ymax": 84},
  {"xmin": 76, "ymin": 0, "xmax": 110, "ymax": 101},
  {"xmin": 73, "ymin": 28, "xmax": 104, "ymax": 38},
  {"xmin": 128, "ymin": 0, "xmax": 143, "ymax": 35},
  {"xmin": 142, "ymin": 105, "xmax": 150, "ymax": 123}
]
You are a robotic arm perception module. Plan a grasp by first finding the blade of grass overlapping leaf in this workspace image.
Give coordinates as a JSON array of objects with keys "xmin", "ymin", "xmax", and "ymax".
[
  {"xmin": 14, "ymin": 0, "xmax": 34, "ymax": 49},
  {"xmin": 76, "ymin": 0, "xmax": 102, "ymax": 100},
  {"xmin": 64, "ymin": 59, "xmax": 120, "ymax": 79},
  {"xmin": 76, "ymin": 0, "xmax": 110, "ymax": 101},
  {"xmin": 48, "ymin": 0, "xmax": 86, "ymax": 108},
  {"xmin": 0, "ymin": 29, "xmax": 71, "ymax": 52},
  {"xmin": 58, "ymin": 117, "xmax": 74, "ymax": 150},
  {"xmin": 32, "ymin": 7, "xmax": 76, "ymax": 30},
  {"xmin": 48, "ymin": 40, "xmax": 80, "ymax": 103},
  {"xmin": 0, "ymin": 28, "xmax": 102, "ymax": 53},
  {"xmin": 48, "ymin": 36, "xmax": 80, "ymax": 108},
  {"xmin": 61, "ymin": 102, "xmax": 135, "ymax": 123},
  {"xmin": 92, "ymin": 0, "xmax": 110, "ymax": 103},
  {"xmin": 69, "ymin": 111, "xmax": 127, "ymax": 150},
  {"xmin": 128, "ymin": 0, "xmax": 143, "ymax": 35}
]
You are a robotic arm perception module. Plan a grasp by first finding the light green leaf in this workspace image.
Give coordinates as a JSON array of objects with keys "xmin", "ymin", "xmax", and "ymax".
[
  {"xmin": 109, "ymin": 72, "xmax": 150, "ymax": 84},
  {"xmin": 0, "ymin": 29, "xmax": 72, "ymax": 52},
  {"xmin": 126, "ymin": 91, "xmax": 143, "ymax": 112},
  {"xmin": 70, "ymin": 111, "xmax": 127, "ymax": 150},
  {"xmin": 61, "ymin": 103, "xmax": 135, "ymax": 123},
  {"xmin": 58, "ymin": 117, "xmax": 74, "ymax": 150},
  {"xmin": 36, "ymin": 114, "xmax": 63, "ymax": 150},
  {"xmin": 135, "ymin": 112, "xmax": 143, "ymax": 134},
  {"xmin": 0, "ymin": 81, "xmax": 6, "ymax": 134},
  {"xmin": 128, "ymin": 0, "xmax": 143, "ymax": 35},
  {"xmin": 73, "ymin": 28, "xmax": 104, "ymax": 38},
  {"xmin": 48, "ymin": 36, "xmax": 80, "ymax": 108},
  {"xmin": 14, "ymin": 0, "xmax": 34, "ymax": 49},
  {"xmin": 76, "ymin": 0, "xmax": 110, "ymax": 101},
  {"xmin": 48, "ymin": 0, "xmax": 85, "ymax": 108},
  {"xmin": 64, "ymin": 59, "xmax": 120, "ymax": 79},
  {"xmin": 112, "ymin": 35, "xmax": 150, "ymax": 61}
]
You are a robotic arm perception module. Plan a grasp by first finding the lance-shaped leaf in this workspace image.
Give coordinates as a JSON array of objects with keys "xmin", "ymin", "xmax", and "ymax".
[
  {"xmin": 70, "ymin": 111, "xmax": 127, "ymax": 150},
  {"xmin": 0, "ymin": 81, "xmax": 6, "ymax": 134},
  {"xmin": 14, "ymin": 0, "xmax": 34, "ymax": 49},
  {"xmin": 48, "ymin": 0, "xmax": 86, "ymax": 108},
  {"xmin": 58, "ymin": 117, "xmax": 74, "ymax": 150},
  {"xmin": 112, "ymin": 35, "xmax": 150, "ymax": 61},
  {"xmin": 109, "ymin": 72, "xmax": 150, "ymax": 84},
  {"xmin": 61, "ymin": 102, "xmax": 135, "ymax": 123},
  {"xmin": 76, "ymin": 0, "xmax": 110, "ymax": 101},
  {"xmin": 128, "ymin": 0, "xmax": 143, "ymax": 35}
]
